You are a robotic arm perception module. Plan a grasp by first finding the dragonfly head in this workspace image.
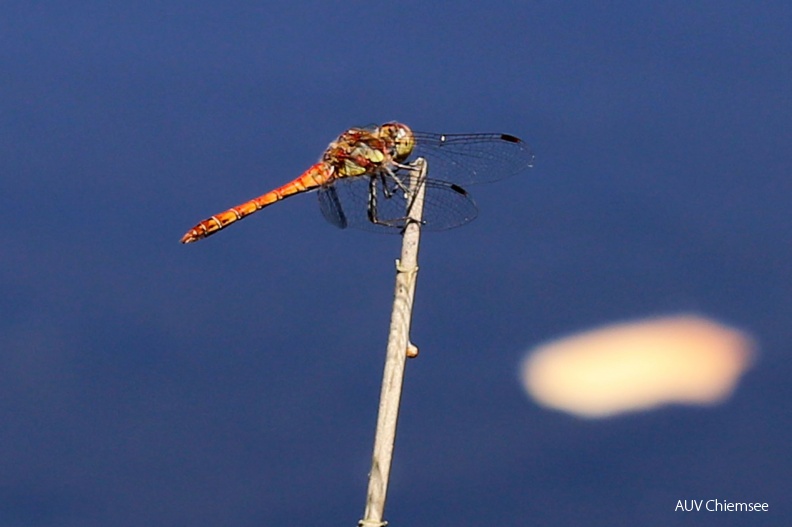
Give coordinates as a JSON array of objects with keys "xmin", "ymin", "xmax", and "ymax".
[{"xmin": 379, "ymin": 122, "xmax": 415, "ymax": 162}]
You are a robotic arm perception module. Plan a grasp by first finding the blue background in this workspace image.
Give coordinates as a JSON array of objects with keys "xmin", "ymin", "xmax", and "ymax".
[{"xmin": 1, "ymin": 1, "xmax": 789, "ymax": 525}]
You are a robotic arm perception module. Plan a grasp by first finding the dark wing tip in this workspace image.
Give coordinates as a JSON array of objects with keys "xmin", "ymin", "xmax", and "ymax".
[
  {"xmin": 500, "ymin": 133, "xmax": 523, "ymax": 144},
  {"xmin": 449, "ymin": 183, "xmax": 469, "ymax": 195}
]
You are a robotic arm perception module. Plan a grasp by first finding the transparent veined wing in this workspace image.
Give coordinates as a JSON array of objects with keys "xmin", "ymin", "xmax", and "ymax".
[
  {"xmin": 408, "ymin": 131, "xmax": 534, "ymax": 186},
  {"xmin": 317, "ymin": 170, "xmax": 478, "ymax": 233}
]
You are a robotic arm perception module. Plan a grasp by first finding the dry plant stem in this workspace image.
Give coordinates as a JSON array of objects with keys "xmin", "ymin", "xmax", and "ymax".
[{"xmin": 359, "ymin": 158, "xmax": 427, "ymax": 527}]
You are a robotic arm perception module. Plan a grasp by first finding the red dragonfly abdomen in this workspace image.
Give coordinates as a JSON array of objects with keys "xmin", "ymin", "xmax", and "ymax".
[{"xmin": 180, "ymin": 163, "xmax": 333, "ymax": 243}]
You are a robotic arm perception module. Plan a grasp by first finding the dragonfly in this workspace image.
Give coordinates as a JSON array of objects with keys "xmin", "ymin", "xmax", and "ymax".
[{"xmin": 180, "ymin": 122, "xmax": 533, "ymax": 243}]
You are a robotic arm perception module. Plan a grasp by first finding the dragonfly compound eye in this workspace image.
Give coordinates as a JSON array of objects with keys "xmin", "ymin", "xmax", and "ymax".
[{"xmin": 381, "ymin": 122, "xmax": 415, "ymax": 162}]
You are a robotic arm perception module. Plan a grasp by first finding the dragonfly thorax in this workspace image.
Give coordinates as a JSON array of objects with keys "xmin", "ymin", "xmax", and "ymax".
[
  {"xmin": 322, "ymin": 122, "xmax": 415, "ymax": 179},
  {"xmin": 324, "ymin": 138, "xmax": 388, "ymax": 178}
]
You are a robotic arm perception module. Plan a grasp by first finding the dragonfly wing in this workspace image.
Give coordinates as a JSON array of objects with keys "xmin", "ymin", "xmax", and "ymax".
[
  {"xmin": 318, "ymin": 185, "xmax": 349, "ymax": 229},
  {"xmin": 318, "ymin": 171, "xmax": 478, "ymax": 233},
  {"xmin": 410, "ymin": 131, "xmax": 534, "ymax": 186},
  {"xmin": 417, "ymin": 178, "xmax": 478, "ymax": 230}
]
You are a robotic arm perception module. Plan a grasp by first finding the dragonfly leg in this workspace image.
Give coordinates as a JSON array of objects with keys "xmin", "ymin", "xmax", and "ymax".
[
  {"xmin": 383, "ymin": 166, "xmax": 412, "ymax": 195},
  {"xmin": 365, "ymin": 171, "xmax": 428, "ymax": 230},
  {"xmin": 366, "ymin": 174, "xmax": 412, "ymax": 228},
  {"xmin": 366, "ymin": 175, "xmax": 379, "ymax": 224},
  {"xmin": 389, "ymin": 165, "xmax": 429, "ymax": 227}
]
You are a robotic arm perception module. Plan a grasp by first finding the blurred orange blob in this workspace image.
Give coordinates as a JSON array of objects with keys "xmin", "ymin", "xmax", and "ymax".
[{"xmin": 520, "ymin": 315, "xmax": 754, "ymax": 418}]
